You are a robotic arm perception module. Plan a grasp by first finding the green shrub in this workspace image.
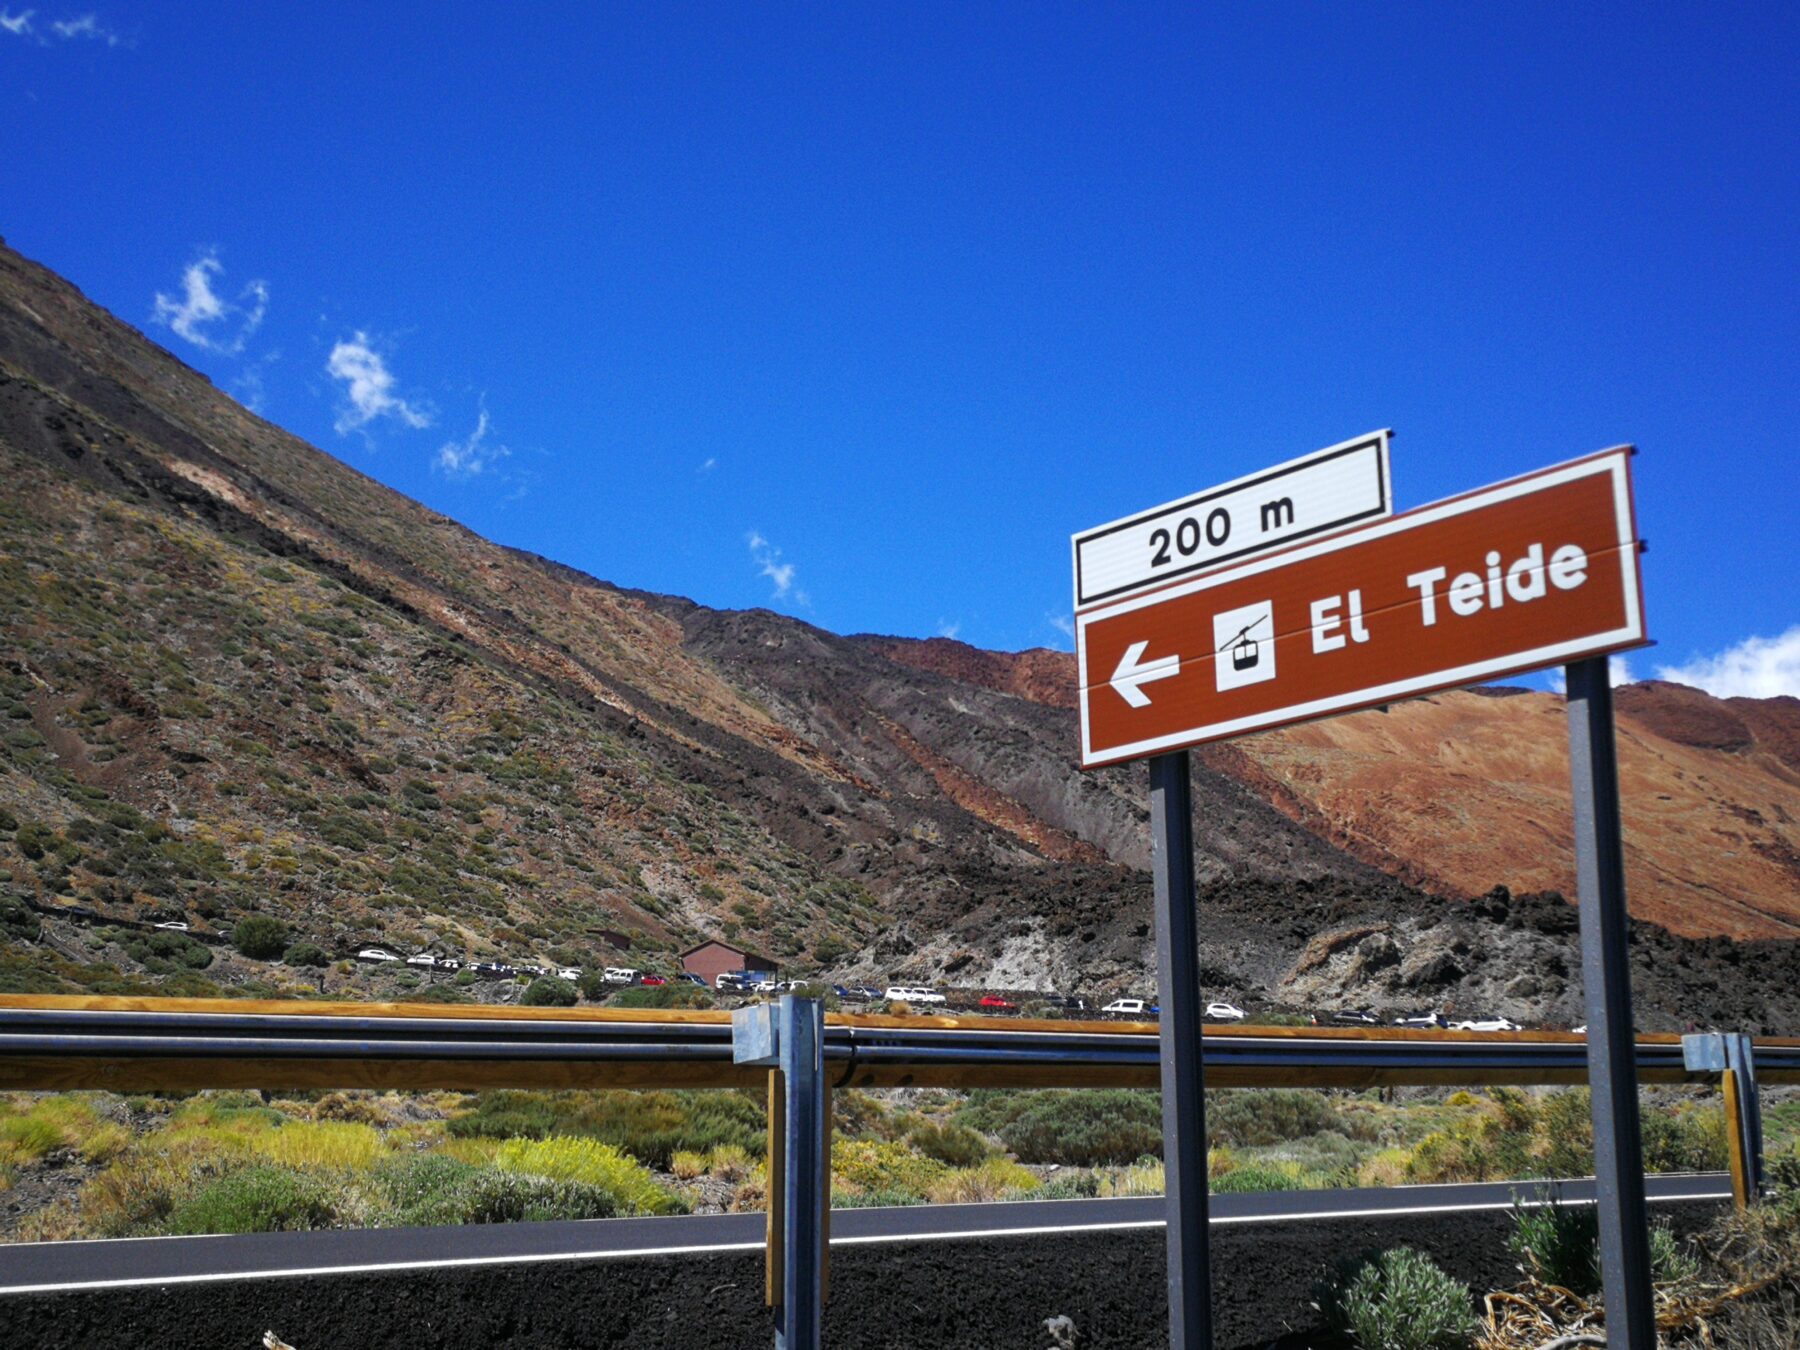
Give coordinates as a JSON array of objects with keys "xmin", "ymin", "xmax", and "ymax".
[
  {"xmin": 610, "ymin": 983, "xmax": 711, "ymax": 1009},
  {"xmin": 1211, "ymin": 1162, "xmax": 1303, "ymax": 1193},
  {"xmin": 907, "ymin": 1118, "xmax": 992, "ymax": 1168},
  {"xmin": 163, "ymin": 1165, "xmax": 337, "ymax": 1235},
  {"xmin": 1208, "ymin": 1090, "xmax": 1340, "ymax": 1147},
  {"xmin": 520, "ymin": 976, "xmax": 578, "ymax": 1008},
  {"xmin": 959, "ymin": 1090, "xmax": 1162, "ymax": 1167},
  {"xmin": 1314, "ymin": 1247, "xmax": 1478, "ymax": 1350},
  {"xmin": 1510, "ymin": 1199, "xmax": 1696, "ymax": 1293},
  {"xmin": 1509, "ymin": 1200, "xmax": 1602, "ymax": 1294},
  {"xmin": 0, "ymin": 896, "xmax": 40, "ymax": 941},
  {"xmin": 283, "ymin": 942, "xmax": 330, "ymax": 968},
  {"xmin": 407, "ymin": 1168, "xmax": 654, "ymax": 1226},
  {"xmin": 832, "ymin": 1138, "xmax": 948, "ymax": 1200},
  {"xmin": 231, "ymin": 915, "xmax": 289, "ymax": 960},
  {"xmin": 576, "ymin": 969, "xmax": 609, "ymax": 1001},
  {"xmin": 448, "ymin": 1089, "xmax": 765, "ymax": 1169},
  {"xmin": 494, "ymin": 1136, "xmax": 683, "ymax": 1215}
]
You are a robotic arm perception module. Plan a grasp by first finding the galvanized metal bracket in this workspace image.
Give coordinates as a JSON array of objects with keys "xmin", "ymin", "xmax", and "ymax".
[{"xmin": 732, "ymin": 996, "xmax": 826, "ymax": 1350}]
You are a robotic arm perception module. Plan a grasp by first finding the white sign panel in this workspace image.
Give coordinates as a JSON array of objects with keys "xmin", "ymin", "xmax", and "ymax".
[{"xmin": 1071, "ymin": 430, "xmax": 1393, "ymax": 610}]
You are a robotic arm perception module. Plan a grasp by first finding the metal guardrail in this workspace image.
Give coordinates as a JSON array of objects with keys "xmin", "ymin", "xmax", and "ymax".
[{"xmin": 2, "ymin": 996, "xmax": 1796, "ymax": 1092}]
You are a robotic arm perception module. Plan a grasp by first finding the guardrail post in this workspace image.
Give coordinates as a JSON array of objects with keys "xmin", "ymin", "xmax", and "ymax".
[
  {"xmin": 1683, "ymin": 1032, "xmax": 1763, "ymax": 1208},
  {"xmin": 1149, "ymin": 750, "xmax": 1213, "ymax": 1350},
  {"xmin": 1566, "ymin": 657, "xmax": 1656, "ymax": 1348},
  {"xmin": 734, "ymin": 997, "xmax": 826, "ymax": 1350}
]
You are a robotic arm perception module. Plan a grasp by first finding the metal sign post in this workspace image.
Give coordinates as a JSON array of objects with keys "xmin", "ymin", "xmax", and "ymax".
[
  {"xmin": 733, "ymin": 996, "xmax": 827, "ymax": 1350},
  {"xmin": 1565, "ymin": 657, "xmax": 1655, "ymax": 1347},
  {"xmin": 1150, "ymin": 751, "xmax": 1213, "ymax": 1349}
]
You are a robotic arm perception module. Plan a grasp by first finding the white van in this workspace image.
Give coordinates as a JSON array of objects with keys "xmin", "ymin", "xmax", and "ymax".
[
  {"xmin": 884, "ymin": 985, "xmax": 947, "ymax": 1006},
  {"xmin": 1102, "ymin": 997, "xmax": 1150, "ymax": 1016},
  {"xmin": 604, "ymin": 967, "xmax": 639, "ymax": 985}
]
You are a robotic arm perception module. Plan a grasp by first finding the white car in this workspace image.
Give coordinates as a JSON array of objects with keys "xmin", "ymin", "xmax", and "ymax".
[
  {"xmin": 1205, "ymin": 1002, "xmax": 1247, "ymax": 1021},
  {"xmin": 1103, "ymin": 998, "xmax": 1151, "ymax": 1016},
  {"xmin": 557, "ymin": 967, "xmax": 581, "ymax": 981},
  {"xmin": 405, "ymin": 953, "xmax": 437, "ymax": 968},
  {"xmin": 153, "ymin": 921, "xmax": 190, "ymax": 932},
  {"xmin": 604, "ymin": 967, "xmax": 639, "ymax": 985},
  {"xmin": 1451, "ymin": 1016, "xmax": 1524, "ymax": 1033},
  {"xmin": 883, "ymin": 986, "xmax": 947, "ymax": 1005},
  {"xmin": 356, "ymin": 947, "xmax": 402, "ymax": 963}
]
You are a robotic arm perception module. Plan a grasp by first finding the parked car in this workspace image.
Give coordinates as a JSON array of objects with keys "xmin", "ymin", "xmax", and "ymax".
[
  {"xmin": 716, "ymin": 972, "xmax": 747, "ymax": 991},
  {"xmin": 846, "ymin": 985, "xmax": 883, "ymax": 1002},
  {"xmin": 1204, "ymin": 1001, "xmax": 1247, "ymax": 1021},
  {"xmin": 1102, "ymin": 998, "xmax": 1152, "ymax": 1016},
  {"xmin": 153, "ymin": 921, "xmax": 190, "ymax": 932},
  {"xmin": 357, "ymin": 948, "xmax": 403, "ymax": 963},
  {"xmin": 884, "ymin": 986, "xmax": 947, "ymax": 1006},
  {"xmin": 679, "ymin": 973, "xmax": 707, "ymax": 987},
  {"xmin": 1051, "ymin": 995, "xmax": 1091, "ymax": 1015},
  {"xmin": 979, "ymin": 994, "xmax": 1018, "ymax": 1012},
  {"xmin": 556, "ymin": 967, "xmax": 581, "ymax": 981},
  {"xmin": 1450, "ymin": 1016, "xmax": 1524, "ymax": 1033},
  {"xmin": 1393, "ymin": 1011, "xmax": 1446, "ymax": 1029},
  {"xmin": 405, "ymin": 953, "xmax": 437, "ymax": 968},
  {"xmin": 1329, "ymin": 1010, "xmax": 1380, "ymax": 1026},
  {"xmin": 640, "ymin": 974, "xmax": 666, "ymax": 986},
  {"xmin": 437, "ymin": 958, "xmax": 464, "ymax": 971},
  {"xmin": 604, "ymin": 967, "xmax": 638, "ymax": 985}
]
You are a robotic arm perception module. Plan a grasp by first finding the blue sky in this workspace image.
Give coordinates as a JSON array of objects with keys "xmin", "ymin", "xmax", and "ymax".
[{"xmin": 4, "ymin": 4, "xmax": 1796, "ymax": 696}]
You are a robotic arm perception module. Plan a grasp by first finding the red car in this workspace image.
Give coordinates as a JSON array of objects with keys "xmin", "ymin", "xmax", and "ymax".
[
  {"xmin": 640, "ymin": 975, "xmax": 666, "ymax": 986},
  {"xmin": 979, "ymin": 994, "xmax": 1017, "ymax": 1011}
]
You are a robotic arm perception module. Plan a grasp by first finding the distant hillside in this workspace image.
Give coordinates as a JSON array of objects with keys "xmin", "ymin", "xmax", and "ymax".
[
  {"xmin": 868, "ymin": 637, "xmax": 1800, "ymax": 941},
  {"xmin": 2, "ymin": 237, "xmax": 1798, "ymax": 1030}
]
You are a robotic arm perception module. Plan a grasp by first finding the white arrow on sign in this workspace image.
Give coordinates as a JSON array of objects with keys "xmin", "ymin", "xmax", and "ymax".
[{"xmin": 1110, "ymin": 640, "xmax": 1180, "ymax": 708}]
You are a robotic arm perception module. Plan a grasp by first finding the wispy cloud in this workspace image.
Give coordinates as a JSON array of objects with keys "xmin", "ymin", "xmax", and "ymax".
[
  {"xmin": 326, "ymin": 332, "xmax": 431, "ymax": 435},
  {"xmin": 698, "ymin": 457, "xmax": 717, "ymax": 474},
  {"xmin": 151, "ymin": 254, "xmax": 267, "ymax": 355},
  {"xmin": 2, "ymin": 9, "xmax": 128, "ymax": 44},
  {"xmin": 747, "ymin": 531, "xmax": 808, "ymax": 606},
  {"xmin": 1048, "ymin": 612, "xmax": 1076, "ymax": 647},
  {"xmin": 936, "ymin": 619, "xmax": 961, "ymax": 640},
  {"xmin": 1655, "ymin": 626, "xmax": 1800, "ymax": 699},
  {"xmin": 50, "ymin": 12, "xmax": 121, "ymax": 43},
  {"xmin": 435, "ymin": 406, "xmax": 509, "ymax": 479}
]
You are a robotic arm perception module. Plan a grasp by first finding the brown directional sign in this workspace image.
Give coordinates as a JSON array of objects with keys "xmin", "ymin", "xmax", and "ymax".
[{"xmin": 1076, "ymin": 447, "xmax": 1646, "ymax": 768}]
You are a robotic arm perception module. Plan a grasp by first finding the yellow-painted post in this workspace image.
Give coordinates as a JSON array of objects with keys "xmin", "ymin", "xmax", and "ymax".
[
  {"xmin": 766, "ymin": 1068, "xmax": 785, "ymax": 1306},
  {"xmin": 1724, "ymin": 1068, "xmax": 1751, "ymax": 1211},
  {"xmin": 822, "ymin": 1083, "xmax": 832, "ymax": 1302}
]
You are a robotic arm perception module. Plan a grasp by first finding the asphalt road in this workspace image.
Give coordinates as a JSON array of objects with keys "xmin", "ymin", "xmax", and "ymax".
[{"xmin": 0, "ymin": 1172, "xmax": 1729, "ymax": 1296}]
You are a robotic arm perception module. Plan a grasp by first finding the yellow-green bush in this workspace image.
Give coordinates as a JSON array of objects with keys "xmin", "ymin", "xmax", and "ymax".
[
  {"xmin": 494, "ymin": 1136, "xmax": 683, "ymax": 1215},
  {"xmin": 254, "ymin": 1120, "xmax": 388, "ymax": 1171},
  {"xmin": 925, "ymin": 1157, "xmax": 1040, "ymax": 1205},
  {"xmin": 831, "ymin": 1138, "xmax": 949, "ymax": 1201},
  {"xmin": 669, "ymin": 1149, "xmax": 708, "ymax": 1181}
]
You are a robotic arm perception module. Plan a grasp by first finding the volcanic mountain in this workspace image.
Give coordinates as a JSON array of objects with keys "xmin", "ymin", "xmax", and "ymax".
[{"xmin": 2, "ymin": 237, "xmax": 1797, "ymax": 1028}]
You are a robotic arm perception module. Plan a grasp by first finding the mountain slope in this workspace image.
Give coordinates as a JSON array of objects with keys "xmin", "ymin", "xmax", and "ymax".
[{"xmin": 2, "ymin": 237, "xmax": 1798, "ymax": 1032}]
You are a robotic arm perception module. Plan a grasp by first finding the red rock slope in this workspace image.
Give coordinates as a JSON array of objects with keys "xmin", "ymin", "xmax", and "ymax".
[{"xmin": 868, "ymin": 638, "xmax": 1800, "ymax": 940}]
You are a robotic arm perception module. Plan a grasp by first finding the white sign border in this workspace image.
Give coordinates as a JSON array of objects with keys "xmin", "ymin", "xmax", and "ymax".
[
  {"xmin": 1071, "ymin": 429, "xmax": 1394, "ymax": 611},
  {"xmin": 1076, "ymin": 447, "xmax": 1644, "ymax": 768}
]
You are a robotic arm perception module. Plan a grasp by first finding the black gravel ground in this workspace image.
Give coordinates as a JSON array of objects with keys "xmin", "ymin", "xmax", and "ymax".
[{"xmin": 0, "ymin": 1199, "xmax": 1723, "ymax": 1349}]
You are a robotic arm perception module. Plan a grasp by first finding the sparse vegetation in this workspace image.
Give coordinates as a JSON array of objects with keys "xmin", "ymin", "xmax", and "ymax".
[{"xmin": 1314, "ymin": 1247, "xmax": 1479, "ymax": 1350}]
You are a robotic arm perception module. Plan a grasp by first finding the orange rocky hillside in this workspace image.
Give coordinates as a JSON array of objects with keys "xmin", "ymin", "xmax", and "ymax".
[{"xmin": 868, "ymin": 638, "xmax": 1800, "ymax": 941}]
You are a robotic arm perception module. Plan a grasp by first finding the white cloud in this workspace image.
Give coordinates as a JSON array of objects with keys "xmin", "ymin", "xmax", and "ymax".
[
  {"xmin": 699, "ymin": 457, "xmax": 717, "ymax": 474},
  {"xmin": 2, "ymin": 10, "xmax": 128, "ymax": 44},
  {"xmin": 326, "ymin": 332, "xmax": 431, "ymax": 435},
  {"xmin": 151, "ymin": 254, "xmax": 267, "ymax": 354},
  {"xmin": 746, "ymin": 531, "xmax": 808, "ymax": 606},
  {"xmin": 50, "ymin": 13, "xmax": 120, "ymax": 43},
  {"xmin": 1655, "ymin": 626, "xmax": 1800, "ymax": 700},
  {"xmin": 435, "ymin": 407, "xmax": 509, "ymax": 479},
  {"xmin": 936, "ymin": 619, "xmax": 961, "ymax": 640},
  {"xmin": 1048, "ymin": 612, "xmax": 1076, "ymax": 646}
]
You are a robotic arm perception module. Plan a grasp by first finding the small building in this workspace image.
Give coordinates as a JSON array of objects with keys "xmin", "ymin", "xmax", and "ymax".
[
  {"xmin": 593, "ymin": 928, "xmax": 634, "ymax": 952},
  {"xmin": 680, "ymin": 940, "xmax": 777, "ymax": 989}
]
